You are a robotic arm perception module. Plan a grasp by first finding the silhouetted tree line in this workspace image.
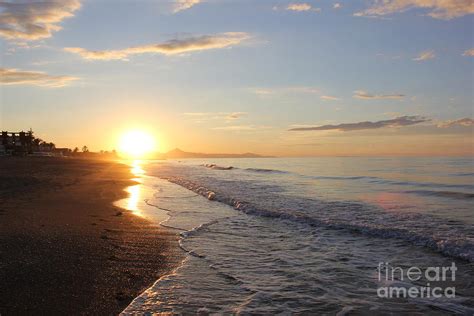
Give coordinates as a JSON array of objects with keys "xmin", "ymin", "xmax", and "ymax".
[{"xmin": 1, "ymin": 129, "xmax": 117, "ymax": 158}]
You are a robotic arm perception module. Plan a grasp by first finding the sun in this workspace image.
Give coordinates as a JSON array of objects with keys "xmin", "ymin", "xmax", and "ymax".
[{"xmin": 118, "ymin": 130, "xmax": 156, "ymax": 158}]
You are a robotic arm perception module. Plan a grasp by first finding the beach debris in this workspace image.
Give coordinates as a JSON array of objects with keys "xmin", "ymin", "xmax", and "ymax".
[{"xmin": 207, "ymin": 191, "xmax": 216, "ymax": 200}]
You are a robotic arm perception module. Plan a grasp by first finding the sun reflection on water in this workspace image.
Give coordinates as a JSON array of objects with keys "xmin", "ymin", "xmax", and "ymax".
[
  {"xmin": 126, "ymin": 184, "xmax": 142, "ymax": 216},
  {"xmin": 115, "ymin": 160, "xmax": 147, "ymax": 217},
  {"xmin": 131, "ymin": 160, "xmax": 145, "ymax": 176}
]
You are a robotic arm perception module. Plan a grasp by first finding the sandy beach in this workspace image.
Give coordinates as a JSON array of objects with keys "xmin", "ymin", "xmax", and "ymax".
[{"xmin": 0, "ymin": 157, "xmax": 183, "ymax": 315}]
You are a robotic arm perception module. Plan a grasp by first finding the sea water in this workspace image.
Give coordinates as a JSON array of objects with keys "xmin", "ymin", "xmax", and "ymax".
[{"xmin": 121, "ymin": 157, "xmax": 474, "ymax": 314}]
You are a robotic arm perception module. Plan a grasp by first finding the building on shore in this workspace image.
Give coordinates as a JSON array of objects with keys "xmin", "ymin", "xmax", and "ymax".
[{"xmin": 1, "ymin": 130, "xmax": 34, "ymax": 156}]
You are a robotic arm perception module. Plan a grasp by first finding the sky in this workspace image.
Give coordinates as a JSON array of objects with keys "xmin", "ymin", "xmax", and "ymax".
[{"xmin": 0, "ymin": 0, "xmax": 473, "ymax": 156}]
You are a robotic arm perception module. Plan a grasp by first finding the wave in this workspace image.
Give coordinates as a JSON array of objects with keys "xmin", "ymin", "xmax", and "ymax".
[
  {"xmin": 202, "ymin": 164, "xmax": 234, "ymax": 170},
  {"xmin": 245, "ymin": 168, "xmax": 288, "ymax": 174},
  {"xmin": 160, "ymin": 176, "xmax": 474, "ymax": 263},
  {"xmin": 313, "ymin": 175, "xmax": 378, "ymax": 180},
  {"xmin": 404, "ymin": 190, "xmax": 474, "ymax": 200},
  {"xmin": 201, "ymin": 164, "xmax": 288, "ymax": 174},
  {"xmin": 200, "ymin": 164, "xmax": 474, "ymax": 191},
  {"xmin": 451, "ymin": 172, "xmax": 474, "ymax": 177},
  {"xmin": 307, "ymin": 175, "xmax": 474, "ymax": 190}
]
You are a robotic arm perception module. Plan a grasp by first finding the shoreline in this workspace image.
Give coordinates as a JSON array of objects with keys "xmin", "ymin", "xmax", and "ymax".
[{"xmin": 0, "ymin": 157, "xmax": 184, "ymax": 315}]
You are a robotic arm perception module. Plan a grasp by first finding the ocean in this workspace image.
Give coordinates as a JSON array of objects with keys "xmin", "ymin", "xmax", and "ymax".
[{"xmin": 119, "ymin": 157, "xmax": 474, "ymax": 315}]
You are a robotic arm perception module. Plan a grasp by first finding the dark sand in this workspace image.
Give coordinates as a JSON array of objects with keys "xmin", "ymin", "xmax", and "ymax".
[{"xmin": 0, "ymin": 157, "xmax": 183, "ymax": 315}]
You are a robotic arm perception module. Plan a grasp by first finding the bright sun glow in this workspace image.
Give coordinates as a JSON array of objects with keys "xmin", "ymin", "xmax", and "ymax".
[{"xmin": 118, "ymin": 130, "xmax": 156, "ymax": 158}]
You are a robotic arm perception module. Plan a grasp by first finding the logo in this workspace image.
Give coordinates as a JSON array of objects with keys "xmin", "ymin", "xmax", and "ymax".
[{"xmin": 377, "ymin": 262, "xmax": 457, "ymax": 298}]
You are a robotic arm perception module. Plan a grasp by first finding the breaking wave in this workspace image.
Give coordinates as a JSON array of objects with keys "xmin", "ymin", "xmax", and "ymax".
[
  {"xmin": 404, "ymin": 190, "xmax": 474, "ymax": 200},
  {"xmin": 202, "ymin": 164, "xmax": 234, "ymax": 170},
  {"xmin": 244, "ymin": 168, "xmax": 288, "ymax": 174},
  {"xmin": 160, "ymin": 176, "xmax": 474, "ymax": 262}
]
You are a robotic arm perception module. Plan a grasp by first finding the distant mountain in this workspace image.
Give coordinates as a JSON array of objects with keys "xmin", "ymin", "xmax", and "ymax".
[{"xmin": 161, "ymin": 148, "xmax": 272, "ymax": 159}]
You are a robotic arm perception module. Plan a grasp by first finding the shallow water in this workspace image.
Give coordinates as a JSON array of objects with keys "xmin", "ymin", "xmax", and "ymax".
[{"xmin": 121, "ymin": 157, "xmax": 474, "ymax": 315}]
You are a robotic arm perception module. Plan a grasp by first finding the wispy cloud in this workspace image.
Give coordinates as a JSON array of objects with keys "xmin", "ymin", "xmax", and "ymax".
[
  {"xmin": 437, "ymin": 118, "xmax": 474, "ymax": 128},
  {"xmin": 273, "ymin": 3, "xmax": 321, "ymax": 12},
  {"xmin": 320, "ymin": 95, "xmax": 340, "ymax": 101},
  {"xmin": 353, "ymin": 90, "xmax": 405, "ymax": 100},
  {"xmin": 354, "ymin": 0, "xmax": 474, "ymax": 20},
  {"xmin": 212, "ymin": 125, "xmax": 256, "ymax": 131},
  {"xmin": 64, "ymin": 32, "xmax": 250, "ymax": 61},
  {"xmin": 254, "ymin": 88, "xmax": 275, "ymax": 96},
  {"xmin": 173, "ymin": 0, "xmax": 201, "ymax": 13},
  {"xmin": 253, "ymin": 86, "xmax": 319, "ymax": 97},
  {"xmin": 286, "ymin": 3, "xmax": 321, "ymax": 12},
  {"xmin": 413, "ymin": 50, "xmax": 435, "ymax": 61},
  {"xmin": 184, "ymin": 112, "xmax": 247, "ymax": 121},
  {"xmin": 211, "ymin": 125, "xmax": 271, "ymax": 131},
  {"xmin": 0, "ymin": 67, "xmax": 78, "ymax": 87},
  {"xmin": 226, "ymin": 112, "xmax": 246, "ymax": 120},
  {"xmin": 462, "ymin": 48, "xmax": 474, "ymax": 56},
  {"xmin": 0, "ymin": 0, "xmax": 81, "ymax": 40},
  {"xmin": 333, "ymin": 3, "xmax": 342, "ymax": 9},
  {"xmin": 289, "ymin": 116, "xmax": 428, "ymax": 132}
]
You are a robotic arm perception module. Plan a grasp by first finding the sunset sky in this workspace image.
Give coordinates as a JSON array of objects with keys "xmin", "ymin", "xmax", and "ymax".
[{"xmin": 1, "ymin": 0, "xmax": 473, "ymax": 156}]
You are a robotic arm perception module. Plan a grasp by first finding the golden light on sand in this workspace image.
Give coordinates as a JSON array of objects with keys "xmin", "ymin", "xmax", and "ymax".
[{"xmin": 118, "ymin": 130, "xmax": 156, "ymax": 158}]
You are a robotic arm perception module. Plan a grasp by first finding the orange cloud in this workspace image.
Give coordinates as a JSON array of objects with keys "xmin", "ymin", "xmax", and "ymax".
[
  {"xmin": 64, "ymin": 32, "xmax": 250, "ymax": 60},
  {"xmin": 173, "ymin": 0, "xmax": 201, "ymax": 13},
  {"xmin": 462, "ymin": 48, "xmax": 474, "ymax": 56},
  {"xmin": 353, "ymin": 90, "xmax": 405, "ymax": 100},
  {"xmin": 437, "ymin": 118, "xmax": 474, "ymax": 128},
  {"xmin": 287, "ymin": 3, "xmax": 320, "ymax": 12},
  {"xmin": 355, "ymin": 0, "xmax": 474, "ymax": 20},
  {"xmin": 320, "ymin": 95, "xmax": 340, "ymax": 101},
  {"xmin": 289, "ymin": 116, "xmax": 428, "ymax": 131},
  {"xmin": 0, "ymin": 67, "xmax": 78, "ymax": 87},
  {"xmin": 413, "ymin": 50, "xmax": 435, "ymax": 61},
  {"xmin": 0, "ymin": 0, "xmax": 81, "ymax": 40}
]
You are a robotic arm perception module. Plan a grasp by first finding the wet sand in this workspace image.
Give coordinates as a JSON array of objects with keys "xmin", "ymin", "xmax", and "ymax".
[{"xmin": 0, "ymin": 157, "xmax": 183, "ymax": 315}]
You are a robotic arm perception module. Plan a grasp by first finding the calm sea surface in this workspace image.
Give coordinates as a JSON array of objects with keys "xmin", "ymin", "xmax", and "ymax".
[{"xmin": 120, "ymin": 157, "xmax": 474, "ymax": 315}]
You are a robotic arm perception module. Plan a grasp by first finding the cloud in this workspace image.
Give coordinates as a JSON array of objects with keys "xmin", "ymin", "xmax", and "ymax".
[
  {"xmin": 173, "ymin": 0, "xmax": 201, "ymax": 13},
  {"xmin": 462, "ymin": 48, "xmax": 474, "ymax": 56},
  {"xmin": 253, "ymin": 86, "xmax": 319, "ymax": 97},
  {"xmin": 225, "ymin": 112, "xmax": 247, "ymax": 120},
  {"xmin": 289, "ymin": 116, "xmax": 428, "ymax": 131},
  {"xmin": 353, "ymin": 90, "xmax": 405, "ymax": 100},
  {"xmin": 333, "ymin": 3, "xmax": 342, "ymax": 9},
  {"xmin": 413, "ymin": 50, "xmax": 435, "ymax": 61},
  {"xmin": 274, "ymin": 3, "xmax": 321, "ymax": 12},
  {"xmin": 287, "ymin": 3, "xmax": 321, "ymax": 12},
  {"xmin": 320, "ymin": 95, "xmax": 340, "ymax": 101},
  {"xmin": 354, "ymin": 0, "xmax": 474, "ymax": 20},
  {"xmin": 437, "ymin": 118, "xmax": 474, "ymax": 128},
  {"xmin": 184, "ymin": 112, "xmax": 247, "ymax": 121},
  {"xmin": 254, "ymin": 88, "xmax": 275, "ymax": 96},
  {"xmin": 0, "ymin": 0, "xmax": 81, "ymax": 41},
  {"xmin": 211, "ymin": 125, "xmax": 259, "ymax": 131},
  {"xmin": 64, "ymin": 32, "xmax": 250, "ymax": 60},
  {"xmin": 0, "ymin": 67, "xmax": 78, "ymax": 87}
]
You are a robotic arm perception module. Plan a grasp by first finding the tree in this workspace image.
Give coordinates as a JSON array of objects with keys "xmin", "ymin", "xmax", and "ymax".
[
  {"xmin": 82, "ymin": 146, "xmax": 89, "ymax": 153},
  {"xmin": 73, "ymin": 147, "xmax": 79, "ymax": 153}
]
